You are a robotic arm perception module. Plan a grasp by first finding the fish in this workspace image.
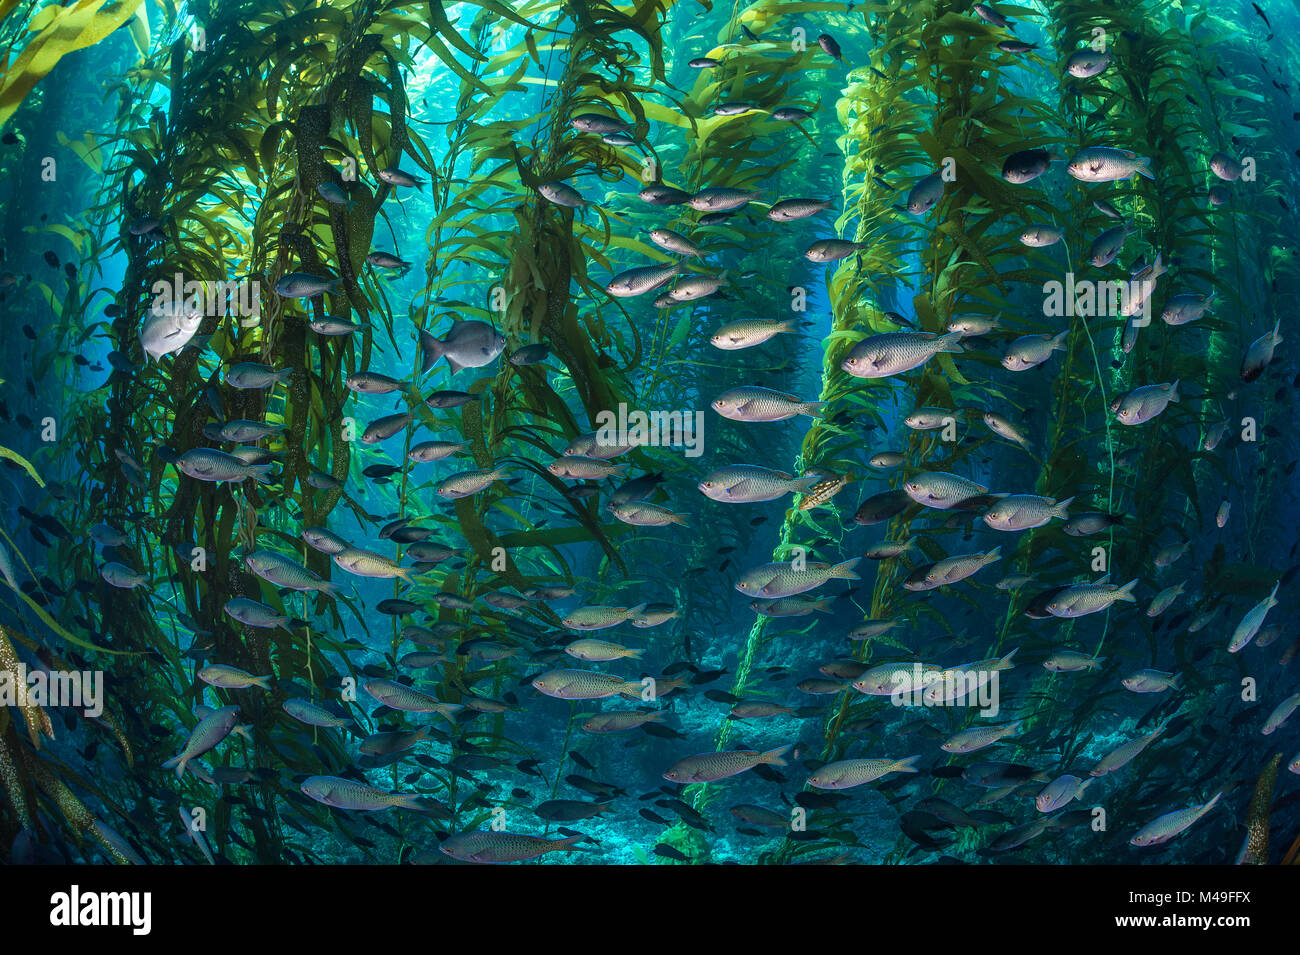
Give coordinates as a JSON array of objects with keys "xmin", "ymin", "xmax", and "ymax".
[
  {"xmin": 734, "ymin": 558, "xmax": 861, "ymax": 598},
  {"xmin": 1130, "ymin": 793, "xmax": 1221, "ymax": 846},
  {"xmin": 902, "ymin": 472, "xmax": 989, "ymax": 510},
  {"xmin": 1065, "ymin": 49, "xmax": 1111, "ymax": 78},
  {"xmin": 1066, "ymin": 147, "xmax": 1154, "ymax": 182},
  {"xmin": 767, "ymin": 198, "xmax": 833, "ymax": 221},
  {"xmin": 1121, "ymin": 669, "xmax": 1182, "ymax": 694},
  {"xmin": 804, "ymin": 239, "xmax": 865, "ymax": 263},
  {"xmin": 1001, "ymin": 148, "xmax": 1063, "ymax": 184},
  {"xmin": 419, "ymin": 320, "xmax": 506, "ymax": 374},
  {"xmin": 807, "ymin": 756, "xmax": 920, "ymax": 790},
  {"xmin": 436, "ymin": 467, "xmax": 510, "ymax": 499},
  {"xmin": 531, "ymin": 669, "xmax": 645, "ymax": 700},
  {"xmin": 942, "ymin": 721, "xmax": 1024, "ymax": 754},
  {"xmin": 1019, "ymin": 224, "xmax": 1062, "ymax": 247},
  {"xmin": 664, "ymin": 745, "xmax": 791, "ymax": 783},
  {"xmin": 162, "ymin": 706, "xmax": 240, "ymax": 778},
  {"xmin": 440, "ymin": 831, "xmax": 585, "ymax": 864},
  {"xmin": 175, "ymin": 449, "xmax": 272, "ymax": 484},
  {"xmin": 698, "ymin": 465, "xmax": 820, "ymax": 503},
  {"xmin": 363, "ymin": 679, "xmax": 462, "ymax": 719},
  {"xmin": 1111, "ymin": 381, "xmax": 1179, "ymax": 425},
  {"xmin": 710, "ymin": 319, "xmax": 796, "ymax": 350},
  {"xmin": 1161, "ymin": 291, "xmax": 1215, "ymax": 326},
  {"xmin": 648, "ymin": 228, "xmax": 701, "ymax": 257},
  {"xmin": 1091, "ymin": 725, "xmax": 1166, "ymax": 776},
  {"xmin": 841, "ymin": 331, "xmax": 964, "ymax": 378},
  {"xmin": 1262, "ymin": 692, "xmax": 1300, "ymax": 735},
  {"xmin": 225, "ymin": 362, "xmax": 293, "ymax": 389},
  {"xmin": 300, "ymin": 776, "xmax": 422, "ymax": 811},
  {"xmin": 1035, "ymin": 775, "xmax": 1093, "ymax": 813},
  {"xmin": 711, "ymin": 387, "xmax": 824, "ymax": 422},
  {"xmin": 1047, "ymin": 576, "xmax": 1139, "ymax": 617},
  {"xmin": 283, "ymin": 698, "xmax": 352, "ymax": 728},
  {"xmin": 198, "ymin": 664, "xmax": 271, "ymax": 690},
  {"xmin": 606, "ymin": 262, "xmax": 681, "ymax": 297},
  {"xmin": 1209, "ymin": 152, "xmax": 1243, "ymax": 181},
  {"xmin": 274, "ymin": 272, "xmax": 339, "ymax": 297},
  {"xmin": 1229, "ymin": 582, "xmax": 1280, "ymax": 652},
  {"xmin": 1088, "ymin": 221, "xmax": 1138, "ymax": 267},
  {"xmin": 538, "ymin": 180, "xmax": 591, "ymax": 208},
  {"xmin": 905, "ymin": 172, "xmax": 944, "ymax": 213},
  {"xmin": 903, "ymin": 547, "xmax": 1001, "ymax": 590},
  {"xmin": 139, "ymin": 300, "xmax": 204, "ymax": 361},
  {"xmin": 982, "ymin": 495, "xmax": 1073, "ymax": 532},
  {"xmin": 245, "ymin": 550, "xmax": 339, "ymax": 596},
  {"xmin": 1002, "ymin": 331, "xmax": 1068, "ymax": 370},
  {"xmin": 1240, "ymin": 319, "xmax": 1283, "ymax": 382}
]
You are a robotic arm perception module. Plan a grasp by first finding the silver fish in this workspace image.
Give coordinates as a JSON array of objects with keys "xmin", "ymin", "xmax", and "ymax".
[
  {"xmin": 419, "ymin": 319, "xmax": 506, "ymax": 374},
  {"xmin": 842, "ymin": 331, "xmax": 964, "ymax": 378}
]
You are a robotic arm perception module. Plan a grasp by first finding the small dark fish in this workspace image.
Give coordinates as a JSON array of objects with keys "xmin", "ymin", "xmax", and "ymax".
[
  {"xmin": 510, "ymin": 344, "xmax": 550, "ymax": 366},
  {"xmin": 654, "ymin": 843, "xmax": 689, "ymax": 861},
  {"xmin": 818, "ymin": 34, "xmax": 842, "ymax": 60}
]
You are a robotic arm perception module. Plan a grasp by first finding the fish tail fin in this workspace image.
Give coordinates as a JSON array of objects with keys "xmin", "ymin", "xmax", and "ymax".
[
  {"xmin": 812, "ymin": 596, "xmax": 836, "ymax": 613},
  {"xmin": 275, "ymin": 367, "xmax": 295, "ymax": 383},
  {"xmin": 789, "ymin": 475, "xmax": 823, "ymax": 492},
  {"xmin": 252, "ymin": 674, "xmax": 273, "ymax": 690},
  {"xmin": 831, "ymin": 557, "xmax": 862, "ymax": 580},
  {"xmin": 668, "ymin": 512, "xmax": 690, "ymax": 526},
  {"xmin": 623, "ymin": 646, "xmax": 646, "ymax": 659},
  {"xmin": 760, "ymin": 744, "xmax": 793, "ymax": 767},
  {"xmin": 801, "ymin": 401, "xmax": 827, "ymax": 418},
  {"xmin": 1050, "ymin": 329, "xmax": 1069, "ymax": 349},
  {"xmin": 1272, "ymin": 318, "xmax": 1283, "ymax": 343},
  {"xmin": 937, "ymin": 330, "xmax": 965, "ymax": 353},
  {"xmin": 625, "ymin": 602, "xmax": 649, "ymax": 619},
  {"xmin": 246, "ymin": 464, "xmax": 273, "ymax": 485},
  {"xmin": 997, "ymin": 647, "xmax": 1018, "ymax": 670},
  {"xmin": 1167, "ymin": 380, "xmax": 1181, "ymax": 404},
  {"xmin": 983, "ymin": 545, "xmax": 1003, "ymax": 565},
  {"xmin": 391, "ymin": 792, "xmax": 425, "ymax": 811},
  {"xmin": 418, "ymin": 328, "xmax": 444, "ymax": 373},
  {"xmin": 1115, "ymin": 578, "xmax": 1140, "ymax": 602},
  {"xmin": 775, "ymin": 319, "xmax": 797, "ymax": 334},
  {"xmin": 1202, "ymin": 791, "xmax": 1223, "ymax": 813},
  {"xmin": 1054, "ymin": 495, "xmax": 1075, "ymax": 520},
  {"xmin": 548, "ymin": 834, "xmax": 587, "ymax": 853},
  {"xmin": 1171, "ymin": 672, "xmax": 1185, "ymax": 690},
  {"xmin": 893, "ymin": 755, "xmax": 922, "ymax": 773},
  {"xmin": 1007, "ymin": 719, "xmax": 1025, "ymax": 736},
  {"xmin": 1132, "ymin": 156, "xmax": 1155, "ymax": 179}
]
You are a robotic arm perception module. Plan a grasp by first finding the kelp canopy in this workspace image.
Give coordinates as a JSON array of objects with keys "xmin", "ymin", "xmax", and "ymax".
[{"xmin": 0, "ymin": 0, "xmax": 1297, "ymax": 866}]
